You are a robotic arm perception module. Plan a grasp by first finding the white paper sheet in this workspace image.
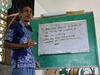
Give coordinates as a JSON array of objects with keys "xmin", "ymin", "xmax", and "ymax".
[{"xmin": 38, "ymin": 20, "xmax": 89, "ymax": 55}]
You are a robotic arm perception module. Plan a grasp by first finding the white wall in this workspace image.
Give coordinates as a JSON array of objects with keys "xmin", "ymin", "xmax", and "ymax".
[
  {"xmin": 34, "ymin": 0, "xmax": 47, "ymax": 17},
  {"xmin": 34, "ymin": 0, "xmax": 100, "ymax": 74},
  {"xmin": 34, "ymin": 1, "xmax": 47, "ymax": 75},
  {"xmin": 62, "ymin": 0, "xmax": 100, "ymax": 65}
]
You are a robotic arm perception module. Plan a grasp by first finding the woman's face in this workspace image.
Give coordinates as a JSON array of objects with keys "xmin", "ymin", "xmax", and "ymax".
[{"xmin": 20, "ymin": 6, "xmax": 32, "ymax": 22}]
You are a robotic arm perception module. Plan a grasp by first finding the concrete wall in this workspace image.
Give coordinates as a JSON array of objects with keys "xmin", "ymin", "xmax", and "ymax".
[{"xmin": 0, "ymin": 64, "xmax": 11, "ymax": 75}]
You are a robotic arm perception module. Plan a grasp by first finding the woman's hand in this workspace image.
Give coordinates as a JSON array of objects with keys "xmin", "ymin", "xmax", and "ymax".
[{"xmin": 27, "ymin": 40, "xmax": 35, "ymax": 48}]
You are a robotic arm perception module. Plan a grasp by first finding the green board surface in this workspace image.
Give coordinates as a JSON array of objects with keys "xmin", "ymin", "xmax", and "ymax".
[{"xmin": 30, "ymin": 12, "xmax": 99, "ymax": 69}]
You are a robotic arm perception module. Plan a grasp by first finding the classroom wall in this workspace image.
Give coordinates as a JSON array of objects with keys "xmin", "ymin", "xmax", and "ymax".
[
  {"xmin": 34, "ymin": 0, "xmax": 100, "ymax": 75},
  {"xmin": 34, "ymin": 0, "xmax": 100, "ymax": 62},
  {"xmin": 34, "ymin": 0, "xmax": 47, "ymax": 17},
  {"xmin": 34, "ymin": 1, "xmax": 47, "ymax": 75},
  {"xmin": 61, "ymin": 0, "xmax": 100, "ymax": 65}
]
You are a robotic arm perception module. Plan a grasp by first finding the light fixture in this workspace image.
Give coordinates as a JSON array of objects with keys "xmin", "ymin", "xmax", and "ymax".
[
  {"xmin": 0, "ymin": 48, "xmax": 2, "ymax": 52},
  {"xmin": 0, "ymin": 20, "xmax": 4, "ymax": 24},
  {"xmin": 0, "ymin": 41, "xmax": 3, "ymax": 45},
  {"xmin": 1, "ymin": 2, "xmax": 5, "ymax": 7},
  {"xmin": 0, "ymin": 55, "xmax": 2, "ymax": 61},
  {"xmin": 0, "ymin": 34, "xmax": 3, "ymax": 38},
  {"xmin": 0, "ymin": 13, "xmax": 4, "ymax": 18},
  {"xmin": 0, "ymin": 27, "xmax": 4, "ymax": 31}
]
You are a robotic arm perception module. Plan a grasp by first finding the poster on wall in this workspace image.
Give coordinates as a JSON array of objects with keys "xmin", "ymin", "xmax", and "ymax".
[{"xmin": 38, "ymin": 20, "xmax": 89, "ymax": 55}]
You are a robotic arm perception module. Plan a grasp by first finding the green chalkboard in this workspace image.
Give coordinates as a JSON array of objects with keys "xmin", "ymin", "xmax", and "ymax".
[{"xmin": 30, "ymin": 12, "xmax": 99, "ymax": 69}]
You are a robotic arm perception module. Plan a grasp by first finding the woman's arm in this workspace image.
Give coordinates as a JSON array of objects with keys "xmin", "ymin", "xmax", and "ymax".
[{"xmin": 4, "ymin": 40, "xmax": 34, "ymax": 50}]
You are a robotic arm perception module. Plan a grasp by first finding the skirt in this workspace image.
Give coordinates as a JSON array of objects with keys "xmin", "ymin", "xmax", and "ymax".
[{"xmin": 12, "ymin": 68, "xmax": 35, "ymax": 75}]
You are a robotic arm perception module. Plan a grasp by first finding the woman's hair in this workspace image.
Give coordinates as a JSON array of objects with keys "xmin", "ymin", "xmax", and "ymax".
[{"xmin": 18, "ymin": 1, "xmax": 32, "ymax": 13}]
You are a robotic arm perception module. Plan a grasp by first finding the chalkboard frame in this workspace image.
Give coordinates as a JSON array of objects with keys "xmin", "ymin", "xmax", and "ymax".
[{"xmin": 30, "ymin": 12, "xmax": 99, "ymax": 69}]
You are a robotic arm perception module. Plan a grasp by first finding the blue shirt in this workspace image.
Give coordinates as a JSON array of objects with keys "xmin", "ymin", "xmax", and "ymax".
[{"xmin": 4, "ymin": 21, "xmax": 36, "ymax": 68}]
